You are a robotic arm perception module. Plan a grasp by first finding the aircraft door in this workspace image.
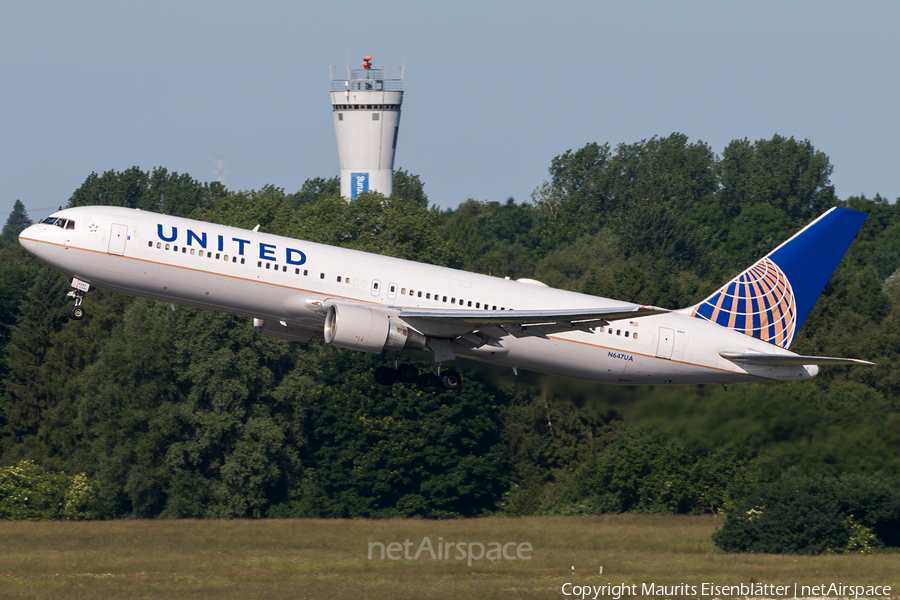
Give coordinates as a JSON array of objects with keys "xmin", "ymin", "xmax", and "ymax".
[
  {"xmin": 108, "ymin": 223, "xmax": 128, "ymax": 255},
  {"xmin": 387, "ymin": 282, "xmax": 397, "ymax": 300},
  {"xmin": 656, "ymin": 327, "xmax": 674, "ymax": 359}
]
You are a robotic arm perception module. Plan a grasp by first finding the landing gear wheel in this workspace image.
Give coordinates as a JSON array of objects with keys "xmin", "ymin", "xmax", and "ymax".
[
  {"xmin": 374, "ymin": 367, "xmax": 399, "ymax": 386},
  {"xmin": 440, "ymin": 369, "xmax": 462, "ymax": 391},
  {"xmin": 397, "ymin": 363, "xmax": 419, "ymax": 384},
  {"xmin": 416, "ymin": 372, "xmax": 441, "ymax": 393},
  {"xmin": 67, "ymin": 305, "xmax": 85, "ymax": 320}
]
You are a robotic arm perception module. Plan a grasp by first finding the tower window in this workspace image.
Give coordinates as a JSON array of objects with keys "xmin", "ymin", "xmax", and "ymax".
[
  {"xmin": 372, "ymin": 113, "xmax": 379, "ymax": 121},
  {"xmin": 338, "ymin": 113, "xmax": 343, "ymax": 121}
]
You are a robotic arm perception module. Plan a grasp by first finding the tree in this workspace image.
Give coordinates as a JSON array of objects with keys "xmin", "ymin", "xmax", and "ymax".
[{"xmin": 0, "ymin": 200, "xmax": 33, "ymax": 247}]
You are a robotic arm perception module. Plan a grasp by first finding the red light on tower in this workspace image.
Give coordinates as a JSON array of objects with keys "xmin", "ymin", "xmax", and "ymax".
[{"xmin": 362, "ymin": 55, "xmax": 372, "ymax": 69}]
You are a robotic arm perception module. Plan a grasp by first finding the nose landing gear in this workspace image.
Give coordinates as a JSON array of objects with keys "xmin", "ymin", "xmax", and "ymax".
[{"xmin": 66, "ymin": 278, "xmax": 90, "ymax": 320}]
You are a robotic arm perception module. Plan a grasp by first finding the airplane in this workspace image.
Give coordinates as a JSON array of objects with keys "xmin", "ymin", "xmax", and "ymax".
[{"xmin": 18, "ymin": 204, "xmax": 873, "ymax": 392}]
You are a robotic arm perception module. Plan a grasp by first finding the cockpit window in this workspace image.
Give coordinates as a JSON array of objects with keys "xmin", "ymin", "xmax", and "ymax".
[{"xmin": 41, "ymin": 217, "xmax": 74, "ymax": 229}]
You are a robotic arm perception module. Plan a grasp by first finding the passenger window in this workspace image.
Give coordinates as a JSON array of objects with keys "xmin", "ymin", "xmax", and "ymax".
[
  {"xmin": 303, "ymin": 269, "xmax": 307, "ymax": 275},
  {"xmin": 148, "ymin": 241, "xmax": 152, "ymax": 247},
  {"xmin": 443, "ymin": 296, "xmax": 447, "ymax": 302},
  {"xmin": 417, "ymin": 291, "xmax": 422, "ymax": 297},
  {"xmin": 283, "ymin": 266, "xmax": 287, "ymax": 272},
  {"xmin": 258, "ymin": 261, "xmax": 262, "ymax": 267},
  {"xmin": 295, "ymin": 268, "xmax": 300, "ymax": 274},
  {"xmin": 320, "ymin": 273, "xmax": 324, "ymax": 279},
  {"xmin": 476, "ymin": 302, "xmax": 480, "ymax": 308},
  {"xmin": 451, "ymin": 298, "xmax": 455, "ymax": 304},
  {"xmin": 199, "ymin": 250, "xmax": 205, "ymax": 257},
  {"xmin": 608, "ymin": 328, "xmax": 613, "ymax": 334},
  {"xmin": 156, "ymin": 242, "xmax": 161, "ymax": 248},
  {"xmin": 468, "ymin": 301, "xmax": 472, "ymax": 307},
  {"xmin": 173, "ymin": 246, "xmax": 178, "ymax": 252},
  {"xmin": 215, "ymin": 253, "xmax": 219, "ymax": 259},
  {"xmin": 633, "ymin": 333, "xmax": 638, "ymax": 340},
  {"xmin": 337, "ymin": 276, "xmax": 342, "ymax": 282},
  {"xmin": 616, "ymin": 330, "xmax": 621, "ymax": 335},
  {"xmin": 232, "ymin": 256, "xmax": 236, "ymax": 262},
  {"xmin": 191, "ymin": 249, "xmax": 196, "ymax": 255},
  {"xmin": 492, "ymin": 306, "xmax": 497, "ymax": 310},
  {"xmin": 426, "ymin": 293, "xmax": 431, "ymax": 299},
  {"xmin": 401, "ymin": 288, "xmax": 406, "ymax": 294},
  {"xmin": 241, "ymin": 258, "xmax": 245, "ymax": 264},
  {"xmin": 165, "ymin": 244, "xmax": 170, "ymax": 250},
  {"xmin": 182, "ymin": 247, "xmax": 187, "ymax": 253},
  {"xmin": 625, "ymin": 331, "xmax": 630, "ymax": 337},
  {"xmin": 224, "ymin": 255, "xmax": 228, "ymax": 261},
  {"xmin": 266, "ymin": 263, "xmax": 271, "ymax": 269}
]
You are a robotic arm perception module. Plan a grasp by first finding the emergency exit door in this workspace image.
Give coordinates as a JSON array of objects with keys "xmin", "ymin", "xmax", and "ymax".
[
  {"xmin": 656, "ymin": 327, "xmax": 674, "ymax": 359},
  {"xmin": 108, "ymin": 223, "xmax": 128, "ymax": 255}
]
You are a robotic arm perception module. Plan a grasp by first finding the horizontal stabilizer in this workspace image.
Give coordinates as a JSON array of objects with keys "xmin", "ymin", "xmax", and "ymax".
[{"xmin": 720, "ymin": 351, "xmax": 874, "ymax": 366}]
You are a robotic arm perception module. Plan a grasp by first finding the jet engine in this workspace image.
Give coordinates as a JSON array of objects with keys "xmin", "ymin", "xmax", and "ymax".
[{"xmin": 323, "ymin": 303, "xmax": 426, "ymax": 353}]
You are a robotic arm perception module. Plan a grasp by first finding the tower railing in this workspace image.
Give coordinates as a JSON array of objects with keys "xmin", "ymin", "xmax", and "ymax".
[{"xmin": 331, "ymin": 68, "xmax": 403, "ymax": 92}]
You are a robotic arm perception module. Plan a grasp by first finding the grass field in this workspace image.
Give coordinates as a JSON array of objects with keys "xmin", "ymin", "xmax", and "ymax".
[{"xmin": 0, "ymin": 515, "xmax": 897, "ymax": 599}]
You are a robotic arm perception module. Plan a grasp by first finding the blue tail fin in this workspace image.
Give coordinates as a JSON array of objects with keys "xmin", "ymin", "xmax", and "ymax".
[{"xmin": 690, "ymin": 207, "xmax": 868, "ymax": 348}]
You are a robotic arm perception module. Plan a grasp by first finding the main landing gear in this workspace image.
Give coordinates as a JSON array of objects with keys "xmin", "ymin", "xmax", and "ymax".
[
  {"xmin": 66, "ymin": 278, "xmax": 90, "ymax": 321},
  {"xmin": 374, "ymin": 358, "xmax": 462, "ymax": 393}
]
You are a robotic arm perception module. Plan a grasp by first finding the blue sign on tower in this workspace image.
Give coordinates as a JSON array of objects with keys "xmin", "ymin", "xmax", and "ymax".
[{"xmin": 351, "ymin": 172, "xmax": 369, "ymax": 199}]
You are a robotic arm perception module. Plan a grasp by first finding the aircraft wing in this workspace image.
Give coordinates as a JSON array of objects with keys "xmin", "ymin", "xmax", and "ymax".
[
  {"xmin": 398, "ymin": 305, "xmax": 668, "ymax": 341},
  {"xmin": 719, "ymin": 352, "xmax": 874, "ymax": 366}
]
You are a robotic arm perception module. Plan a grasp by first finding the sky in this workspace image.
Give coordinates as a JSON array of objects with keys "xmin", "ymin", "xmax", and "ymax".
[{"xmin": 2, "ymin": 1, "xmax": 898, "ymax": 223}]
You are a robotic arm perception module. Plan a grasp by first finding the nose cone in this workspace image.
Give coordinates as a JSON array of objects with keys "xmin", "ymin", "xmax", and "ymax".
[{"xmin": 18, "ymin": 224, "xmax": 38, "ymax": 254}]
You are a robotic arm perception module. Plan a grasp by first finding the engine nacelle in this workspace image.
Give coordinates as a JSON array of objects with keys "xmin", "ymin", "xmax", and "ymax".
[
  {"xmin": 253, "ymin": 318, "xmax": 318, "ymax": 342},
  {"xmin": 323, "ymin": 303, "xmax": 426, "ymax": 353}
]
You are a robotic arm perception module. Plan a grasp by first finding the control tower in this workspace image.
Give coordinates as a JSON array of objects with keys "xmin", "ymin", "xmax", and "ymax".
[{"xmin": 331, "ymin": 56, "xmax": 403, "ymax": 199}]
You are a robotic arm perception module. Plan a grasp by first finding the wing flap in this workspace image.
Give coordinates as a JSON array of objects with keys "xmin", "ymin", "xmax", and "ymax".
[
  {"xmin": 720, "ymin": 351, "xmax": 874, "ymax": 366},
  {"xmin": 399, "ymin": 305, "xmax": 668, "ymax": 341}
]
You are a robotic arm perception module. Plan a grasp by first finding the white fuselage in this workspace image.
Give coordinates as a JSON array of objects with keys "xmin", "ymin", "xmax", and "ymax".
[{"xmin": 19, "ymin": 206, "xmax": 818, "ymax": 385}]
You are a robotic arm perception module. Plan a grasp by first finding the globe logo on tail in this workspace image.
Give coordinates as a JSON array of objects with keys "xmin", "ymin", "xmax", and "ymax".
[{"xmin": 691, "ymin": 257, "xmax": 797, "ymax": 348}]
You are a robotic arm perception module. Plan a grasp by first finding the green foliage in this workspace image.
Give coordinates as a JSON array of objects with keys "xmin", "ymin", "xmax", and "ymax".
[
  {"xmin": 554, "ymin": 429, "xmax": 754, "ymax": 515},
  {"xmin": 0, "ymin": 460, "xmax": 96, "ymax": 520},
  {"xmin": 0, "ymin": 200, "xmax": 33, "ymax": 248},
  {"xmin": 68, "ymin": 166, "xmax": 225, "ymax": 217},
  {"xmin": 1, "ymin": 134, "xmax": 898, "ymax": 523},
  {"xmin": 712, "ymin": 475, "xmax": 900, "ymax": 554},
  {"xmin": 270, "ymin": 350, "xmax": 509, "ymax": 518}
]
